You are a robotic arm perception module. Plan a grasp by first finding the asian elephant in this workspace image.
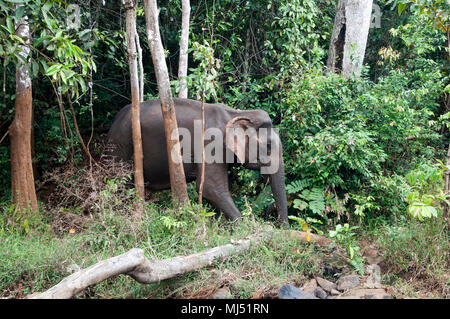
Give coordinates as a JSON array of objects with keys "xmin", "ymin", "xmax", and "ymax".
[{"xmin": 106, "ymin": 98, "xmax": 288, "ymax": 226}]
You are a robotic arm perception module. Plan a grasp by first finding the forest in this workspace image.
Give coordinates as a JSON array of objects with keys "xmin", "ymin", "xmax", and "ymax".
[{"xmin": 0, "ymin": 0, "xmax": 449, "ymax": 299}]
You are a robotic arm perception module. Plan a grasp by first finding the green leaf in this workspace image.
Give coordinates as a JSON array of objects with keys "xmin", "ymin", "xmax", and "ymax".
[
  {"xmin": 76, "ymin": 77, "xmax": 87, "ymax": 93},
  {"xmin": 33, "ymin": 35, "xmax": 50, "ymax": 47},
  {"xmin": 293, "ymin": 198, "xmax": 308, "ymax": 210},
  {"xmin": 200, "ymin": 210, "xmax": 216, "ymax": 217},
  {"xmin": 15, "ymin": 5, "xmax": 25, "ymax": 21},
  {"xmin": 32, "ymin": 60, "xmax": 39, "ymax": 76},
  {"xmin": 42, "ymin": 10, "xmax": 53, "ymax": 29},
  {"xmin": 349, "ymin": 245, "xmax": 354, "ymax": 259},
  {"xmin": 42, "ymin": 1, "xmax": 52, "ymax": 13},
  {"xmin": 6, "ymin": 16, "xmax": 14, "ymax": 34},
  {"xmin": 45, "ymin": 64, "xmax": 61, "ymax": 76},
  {"xmin": 398, "ymin": 3, "xmax": 407, "ymax": 15}
]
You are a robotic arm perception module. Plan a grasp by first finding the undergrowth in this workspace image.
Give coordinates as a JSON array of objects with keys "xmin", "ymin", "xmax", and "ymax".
[{"xmin": 1, "ymin": 159, "xmax": 448, "ymax": 299}]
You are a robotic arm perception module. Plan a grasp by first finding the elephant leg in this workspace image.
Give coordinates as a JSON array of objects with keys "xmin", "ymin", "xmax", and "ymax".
[{"xmin": 197, "ymin": 163, "xmax": 242, "ymax": 221}]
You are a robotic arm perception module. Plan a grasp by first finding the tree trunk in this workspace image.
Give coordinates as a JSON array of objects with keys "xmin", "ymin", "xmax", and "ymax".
[
  {"xmin": 125, "ymin": 0, "xmax": 145, "ymax": 216},
  {"xmin": 66, "ymin": 94, "xmax": 93, "ymax": 163},
  {"xmin": 327, "ymin": 0, "xmax": 346, "ymax": 74},
  {"xmin": 144, "ymin": 0, "xmax": 190, "ymax": 206},
  {"xmin": 327, "ymin": 0, "xmax": 373, "ymax": 77},
  {"xmin": 178, "ymin": 0, "xmax": 191, "ymax": 98},
  {"xmin": 198, "ymin": 93, "xmax": 205, "ymax": 204},
  {"xmin": 444, "ymin": 31, "xmax": 450, "ymax": 229},
  {"xmin": 444, "ymin": 143, "xmax": 450, "ymax": 228},
  {"xmin": 135, "ymin": 21, "xmax": 144, "ymax": 102},
  {"xmin": 9, "ymin": 11, "xmax": 37, "ymax": 211}
]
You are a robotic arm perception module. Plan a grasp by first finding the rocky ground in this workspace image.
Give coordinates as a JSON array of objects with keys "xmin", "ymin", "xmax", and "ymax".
[
  {"xmin": 209, "ymin": 263, "xmax": 392, "ymax": 299},
  {"xmin": 209, "ymin": 242, "xmax": 395, "ymax": 299},
  {"xmin": 277, "ymin": 265, "xmax": 391, "ymax": 299}
]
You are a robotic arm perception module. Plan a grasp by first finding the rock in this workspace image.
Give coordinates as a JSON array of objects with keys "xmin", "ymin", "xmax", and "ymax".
[
  {"xmin": 314, "ymin": 287, "xmax": 328, "ymax": 299},
  {"xmin": 301, "ymin": 279, "xmax": 317, "ymax": 293},
  {"xmin": 278, "ymin": 284, "xmax": 318, "ymax": 299},
  {"xmin": 330, "ymin": 289, "xmax": 340, "ymax": 296},
  {"xmin": 365, "ymin": 264, "xmax": 382, "ymax": 288},
  {"xmin": 334, "ymin": 288, "xmax": 392, "ymax": 299},
  {"xmin": 323, "ymin": 265, "xmax": 342, "ymax": 277},
  {"xmin": 363, "ymin": 245, "xmax": 384, "ymax": 265},
  {"xmin": 337, "ymin": 275, "xmax": 361, "ymax": 291},
  {"xmin": 211, "ymin": 287, "xmax": 232, "ymax": 299},
  {"xmin": 315, "ymin": 277, "xmax": 337, "ymax": 292}
]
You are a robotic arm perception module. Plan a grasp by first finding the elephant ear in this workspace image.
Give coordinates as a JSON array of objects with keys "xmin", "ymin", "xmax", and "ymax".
[{"xmin": 225, "ymin": 116, "xmax": 252, "ymax": 164}]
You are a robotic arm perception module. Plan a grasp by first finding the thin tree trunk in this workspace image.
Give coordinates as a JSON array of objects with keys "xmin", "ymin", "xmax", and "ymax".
[
  {"xmin": 327, "ymin": 0, "xmax": 346, "ymax": 74},
  {"xmin": 135, "ymin": 22, "xmax": 144, "ymax": 102},
  {"xmin": 178, "ymin": 0, "xmax": 190, "ymax": 98},
  {"xmin": 9, "ymin": 11, "xmax": 37, "ymax": 211},
  {"xmin": 198, "ymin": 93, "xmax": 205, "ymax": 204},
  {"xmin": 444, "ymin": 142, "xmax": 450, "ymax": 228},
  {"xmin": 444, "ymin": 31, "xmax": 450, "ymax": 229},
  {"xmin": 327, "ymin": 0, "xmax": 373, "ymax": 77},
  {"xmin": 125, "ymin": 0, "xmax": 145, "ymax": 216},
  {"xmin": 144, "ymin": 0, "xmax": 190, "ymax": 206},
  {"xmin": 66, "ymin": 94, "xmax": 94, "ymax": 163}
]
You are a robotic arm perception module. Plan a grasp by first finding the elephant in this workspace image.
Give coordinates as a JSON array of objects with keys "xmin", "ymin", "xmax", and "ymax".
[{"xmin": 106, "ymin": 98, "xmax": 288, "ymax": 226}]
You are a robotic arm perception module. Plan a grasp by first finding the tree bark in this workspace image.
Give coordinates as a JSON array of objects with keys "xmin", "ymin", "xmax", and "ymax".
[
  {"xmin": 198, "ymin": 93, "xmax": 205, "ymax": 204},
  {"xmin": 29, "ymin": 232, "xmax": 272, "ymax": 299},
  {"xmin": 444, "ymin": 141, "xmax": 450, "ymax": 228},
  {"xmin": 178, "ymin": 0, "xmax": 191, "ymax": 98},
  {"xmin": 66, "ymin": 94, "xmax": 94, "ymax": 163},
  {"xmin": 327, "ymin": 0, "xmax": 373, "ymax": 77},
  {"xmin": 444, "ymin": 31, "xmax": 450, "ymax": 229},
  {"xmin": 9, "ymin": 11, "xmax": 37, "ymax": 211},
  {"xmin": 327, "ymin": 0, "xmax": 346, "ymax": 74},
  {"xmin": 135, "ymin": 22, "xmax": 144, "ymax": 102},
  {"xmin": 144, "ymin": 0, "xmax": 190, "ymax": 205},
  {"xmin": 125, "ymin": 0, "xmax": 145, "ymax": 215}
]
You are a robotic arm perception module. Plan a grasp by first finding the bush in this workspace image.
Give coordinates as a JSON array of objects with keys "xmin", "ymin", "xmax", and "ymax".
[{"xmin": 277, "ymin": 60, "xmax": 444, "ymax": 221}]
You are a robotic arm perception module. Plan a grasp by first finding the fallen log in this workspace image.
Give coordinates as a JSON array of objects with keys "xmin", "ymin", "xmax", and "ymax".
[
  {"xmin": 29, "ymin": 229, "xmax": 332, "ymax": 299},
  {"xmin": 30, "ymin": 232, "xmax": 272, "ymax": 299}
]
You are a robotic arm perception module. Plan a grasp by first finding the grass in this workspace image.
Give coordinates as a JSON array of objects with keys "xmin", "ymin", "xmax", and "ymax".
[
  {"xmin": 1, "ymin": 173, "xmax": 448, "ymax": 299},
  {"xmin": 361, "ymin": 215, "xmax": 449, "ymax": 298},
  {"xmin": 0, "ymin": 199, "xmax": 328, "ymax": 299}
]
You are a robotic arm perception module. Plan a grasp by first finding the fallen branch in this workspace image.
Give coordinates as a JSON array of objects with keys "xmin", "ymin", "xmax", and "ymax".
[{"xmin": 30, "ymin": 232, "xmax": 272, "ymax": 299}]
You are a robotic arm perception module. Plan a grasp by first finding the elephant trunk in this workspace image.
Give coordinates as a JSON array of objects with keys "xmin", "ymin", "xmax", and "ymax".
[{"xmin": 269, "ymin": 149, "xmax": 289, "ymax": 227}]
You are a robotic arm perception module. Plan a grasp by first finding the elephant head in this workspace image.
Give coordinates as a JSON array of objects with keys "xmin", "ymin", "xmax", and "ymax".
[{"xmin": 224, "ymin": 110, "xmax": 289, "ymax": 226}]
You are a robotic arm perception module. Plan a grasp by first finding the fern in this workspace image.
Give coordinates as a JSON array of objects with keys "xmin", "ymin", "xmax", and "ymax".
[
  {"xmin": 288, "ymin": 180, "xmax": 325, "ymax": 215},
  {"xmin": 286, "ymin": 180, "xmax": 310, "ymax": 194},
  {"xmin": 160, "ymin": 216, "xmax": 186, "ymax": 230},
  {"xmin": 293, "ymin": 187, "xmax": 325, "ymax": 215},
  {"xmin": 306, "ymin": 188, "xmax": 325, "ymax": 215}
]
